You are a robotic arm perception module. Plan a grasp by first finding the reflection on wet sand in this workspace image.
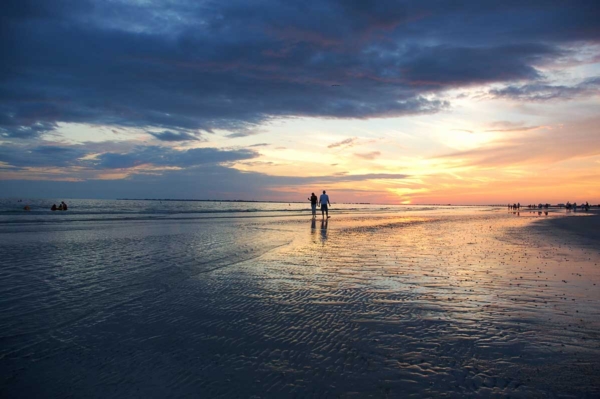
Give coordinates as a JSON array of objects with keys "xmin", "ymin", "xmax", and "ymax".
[
  {"xmin": 320, "ymin": 219, "xmax": 328, "ymax": 243},
  {"xmin": 1, "ymin": 209, "xmax": 599, "ymax": 397},
  {"xmin": 240, "ymin": 211, "xmax": 600, "ymax": 396}
]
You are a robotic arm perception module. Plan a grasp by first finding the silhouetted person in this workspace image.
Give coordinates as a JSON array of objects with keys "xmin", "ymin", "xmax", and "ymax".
[
  {"xmin": 308, "ymin": 193, "xmax": 317, "ymax": 218},
  {"xmin": 61, "ymin": 201, "xmax": 68, "ymax": 211},
  {"xmin": 319, "ymin": 190, "xmax": 331, "ymax": 219},
  {"xmin": 51, "ymin": 204, "xmax": 57, "ymax": 211}
]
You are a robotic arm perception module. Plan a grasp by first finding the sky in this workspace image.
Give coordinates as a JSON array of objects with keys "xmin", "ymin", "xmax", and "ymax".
[{"xmin": 1, "ymin": 0, "xmax": 599, "ymax": 204}]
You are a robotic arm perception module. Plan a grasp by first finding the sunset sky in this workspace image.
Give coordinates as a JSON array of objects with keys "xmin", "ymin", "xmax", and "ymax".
[{"xmin": 1, "ymin": 0, "xmax": 599, "ymax": 204}]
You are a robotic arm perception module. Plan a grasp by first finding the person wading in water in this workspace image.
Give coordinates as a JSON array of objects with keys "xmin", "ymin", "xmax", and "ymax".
[{"xmin": 319, "ymin": 190, "xmax": 331, "ymax": 219}]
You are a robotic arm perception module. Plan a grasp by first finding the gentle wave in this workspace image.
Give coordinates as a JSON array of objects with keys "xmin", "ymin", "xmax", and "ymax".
[
  {"xmin": 0, "ymin": 207, "xmax": 371, "ymax": 215},
  {"xmin": 0, "ymin": 198, "xmax": 473, "ymax": 225}
]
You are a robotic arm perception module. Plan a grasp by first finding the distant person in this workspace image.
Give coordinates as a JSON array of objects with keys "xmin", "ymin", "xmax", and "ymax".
[
  {"xmin": 61, "ymin": 201, "xmax": 68, "ymax": 211},
  {"xmin": 308, "ymin": 193, "xmax": 318, "ymax": 218},
  {"xmin": 58, "ymin": 203, "xmax": 63, "ymax": 211},
  {"xmin": 23, "ymin": 205, "xmax": 30, "ymax": 211},
  {"xmin": 319, "ymin": 190, "xmax": 331, "ymax": 219},
  {"xmin": 51, "ymin": 204, "xmax": 58, "ymax": 211}
]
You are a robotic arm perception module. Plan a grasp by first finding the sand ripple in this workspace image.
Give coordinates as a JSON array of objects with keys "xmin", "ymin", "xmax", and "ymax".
[{"xmin": 1, "ymin": 212, "xmax": 600, "ymax": 397}]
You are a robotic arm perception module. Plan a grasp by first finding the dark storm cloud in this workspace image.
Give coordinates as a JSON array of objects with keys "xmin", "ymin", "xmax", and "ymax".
[
  {"xmin": 148, "ymin": 131, "xmax": 201, "ymax": 142},
  {"xmin": 2, "ymin": 0, "xmax": 597, "ymax": 140}
]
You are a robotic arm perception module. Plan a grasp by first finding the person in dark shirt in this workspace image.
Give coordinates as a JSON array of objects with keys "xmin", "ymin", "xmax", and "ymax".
[
  {"xmin": 308, "ymin": 193, "xmax": 318, "ymax": 218},
  {"xmin": 51, "ymin": 204, "xmax": 58, "ymax": 211}
]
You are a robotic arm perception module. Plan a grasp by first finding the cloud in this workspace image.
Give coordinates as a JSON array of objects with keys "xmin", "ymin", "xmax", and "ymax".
[
  {"xmin": 148, "ymin": 131, "xmax": 201, "ymax": 142},
  {"xmin": 328, "ymin": 138, "xmax": 357, "ymax": 149},
  {"xmin": 484, "ymin": 126, "xmax": 540, "ymax": 133},
  {"xmin": 2, "ymin": 0, "xmax": 596, "ymax": 139},
  {"xmin": 0, "ymin": 120, "xmax": 57, "ymax": 139},
  {"xmin": 294, "ymin": 172, "xmax": 408, "ymax": 184},
  {"xmin": 0, "ymin": 162, "xmax": 409, "ymax": 200},
  {"xmin": 489, "ymin": 77, "xmax": 600, "ymax": 101},
  {"xmin": 397, "ymin": 44, "xmax": 557, "ymax": 87},
  {"xmin": 1, "ymin": 0, "xmax": 599, "ymax": 202},
  {"xmin": 226, "ymin": 131, "xmax": 262, "ymax": 138},
  {"xmin": 433, "ymin": 117, "xmax": 600, "ymax": 168},
  {"xmin": 354, "ymin": 151, "xmax": 381, "ymax": 160},
  {"xmin": 484, "ymin": 121, "xmax": 541, "ymax": 132},
  {"xmin": 94, "ymin": 147, "xmax": 259, "ymax": 169},
  {"xmin": 0, "ymin": 143, "xmax": 259, "ymax": 170},
  {"xmin": 0, "ymin": 144, "xmax": 88, "ymax": 168}
]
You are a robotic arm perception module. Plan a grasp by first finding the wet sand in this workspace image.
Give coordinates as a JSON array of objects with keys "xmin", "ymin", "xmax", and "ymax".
[
  {"xmin": 538, "ymin": 210, "xmax": 600, "ymax": 243},
  {"xmin": 1, "ymin": 209, "xmax": 599, "ymax": 397}
]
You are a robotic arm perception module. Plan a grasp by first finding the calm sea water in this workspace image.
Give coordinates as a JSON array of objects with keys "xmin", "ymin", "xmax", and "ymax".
[{"xmin": 0, "ymin": 198, "xmax": 473, "ymax": 224}]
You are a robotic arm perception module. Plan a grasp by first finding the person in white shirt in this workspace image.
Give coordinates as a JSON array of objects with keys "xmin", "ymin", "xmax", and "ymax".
[{"xmin": 319, "ymin": 190, "xmax": 331, "ymax": 219}]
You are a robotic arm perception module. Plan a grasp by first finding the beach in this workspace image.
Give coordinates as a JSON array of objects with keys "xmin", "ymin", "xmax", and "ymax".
[{"xmin": 1, "ymin": 201, "xmax": 599, "ymax": 397}]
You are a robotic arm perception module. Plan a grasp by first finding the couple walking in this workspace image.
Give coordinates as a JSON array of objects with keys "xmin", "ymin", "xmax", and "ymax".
[{"xmin": 308, "ymin": 190, "xmax": 331, "ymax": 219}]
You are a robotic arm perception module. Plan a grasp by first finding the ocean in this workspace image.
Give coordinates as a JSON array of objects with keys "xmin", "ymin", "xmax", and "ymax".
[{"xmin": 0, "ymin": 198, "xmax": 464, "ymax": 224}]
